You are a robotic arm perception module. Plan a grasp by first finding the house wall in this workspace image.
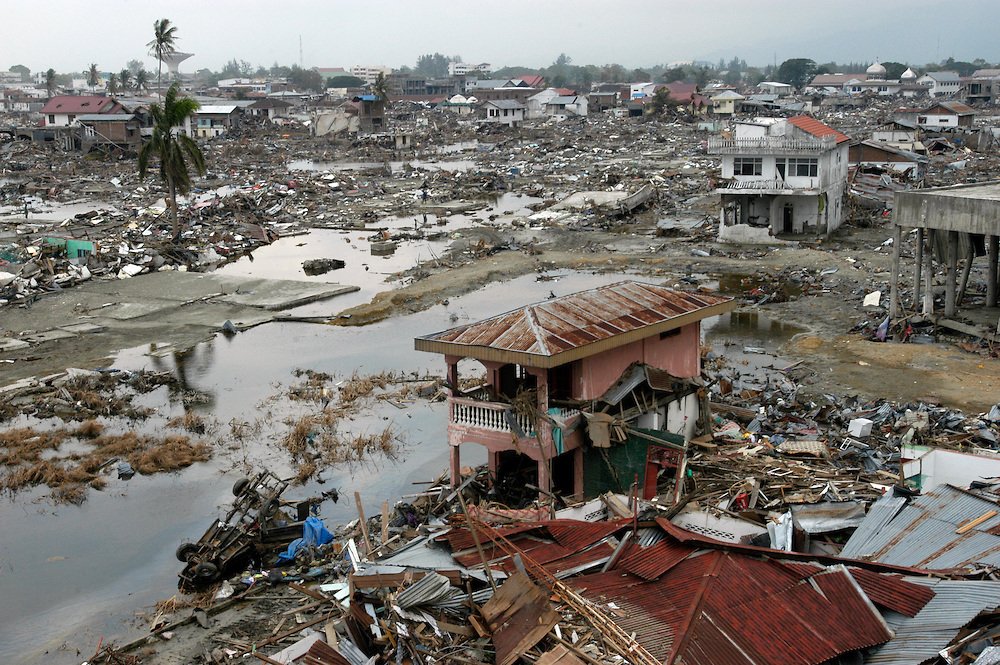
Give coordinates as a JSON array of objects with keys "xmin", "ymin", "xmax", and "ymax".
[
  {"xmin": 636, "ymin": 392, "xmax": 700, "ymax": 442},
  {"xmin": 902, "ymin": 446, "xmax": 1000, "ymax": 492},
  {"xmin": 918, "ymin": 112, "xmax": 959, "ymax": 128},
  {"xmin": 573, "ymin": 323, "xmax": 700, "ymax": 400}
]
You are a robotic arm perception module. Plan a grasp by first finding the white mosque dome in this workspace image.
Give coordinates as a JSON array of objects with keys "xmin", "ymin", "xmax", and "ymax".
[
  {"xmin": 901, "ymin": 67, "xmax": 917, "ymax": 80},
  {"xmin": 866, "ymin": 62, "xmax": 887, "ymax": 79}
]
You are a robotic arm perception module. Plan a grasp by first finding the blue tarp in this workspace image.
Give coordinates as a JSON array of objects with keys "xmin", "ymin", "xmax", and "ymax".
[{"xmin": 277, "ymin": 516, "xmax": 334, "ymax": 563}]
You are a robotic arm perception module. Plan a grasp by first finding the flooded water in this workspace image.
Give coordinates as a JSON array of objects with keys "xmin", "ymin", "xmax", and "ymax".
[
  {"xmin": 0, "ymin": 266, "xmax": 807, "ymax": 662},
  {"xmin": 287, "ymin": 159, "xmax": 476, "ymax": 173},
  {"xmin": 0, "ymin": 270, "xmax": 625, "ymax": 664},
  {"xmin": 214, "ymin": 193, "xmax": 542, "ymax": 314},
  {"xmin": 702, "ymin": 310, "xmax": 806, "ymax": 385}
]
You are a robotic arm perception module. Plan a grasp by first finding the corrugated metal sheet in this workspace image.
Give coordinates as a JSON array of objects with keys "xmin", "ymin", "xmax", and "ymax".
[
  {"xmin": 415, "ymin": 281, "xmax": 735, "ymax": 368},
  {"xmin": 867, "ymin": 579, "xmax": 1000, "ymax": 665},
  {"xmin": 847, "ymin": 567, "xmax": 935, "ymax": 617},
  {"xmin": 544, "ymin": 519, "xmax": 626, "ymax": 551},
  {"xmin": 615, "ymin": 540, "xmax": 694, "ymax": 580},
  {"xmin": 840, "ymin": 493, "xmax": 907, "ymax": 558},
  {"xmin": 840, "ymin": 485, "xmax": 1000, "ymax": 570}
]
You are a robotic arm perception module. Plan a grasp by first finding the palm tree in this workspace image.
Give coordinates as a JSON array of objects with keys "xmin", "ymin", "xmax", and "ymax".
[
  {"xmin": 135, "ymin": 69, "xmax": 149, "ymax": 94},
  {"xmin": 108, "ymin": 73, "xmax": 119, "ymax": 96},
  {"xmin": 87, "ymin": 63, "xmax": 99, "ymax": 93},
  {"xmin": 147, "ymin": 18, "xmax": 178, "ymax": 97},
  {"xmin": 119, "ymin": 68, "xmax": 132, "ymax": 93},
  {"xmin": 44, "ymin": 68, "xmax": 56, "ymax": 98},
  {"xmin": 372, "ymin": 72, "xmax": 390, "ymax": 102},
  {"xmin": 138, "ymin": 83, "xmax": 205, "ymax": 241}
]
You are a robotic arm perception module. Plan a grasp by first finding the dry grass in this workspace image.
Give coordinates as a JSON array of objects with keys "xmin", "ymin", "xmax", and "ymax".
[
  {"xmin": 167, "ymin": 411, "xmax": 210, "ymax": 435},
  {"xmin": 0, "ymin": 424, "xmax": 214, "ymax": 503},
  {"xmin": 76, "ymin": 420, "xmax": 105, "ymax": 438}
]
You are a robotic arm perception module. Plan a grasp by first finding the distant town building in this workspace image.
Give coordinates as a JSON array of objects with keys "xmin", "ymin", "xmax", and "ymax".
[
  {"xmin": 350, "ymin": 65, "xmax": 391, "ymax": 85},
  {"xmin": 447, "ymin": 62, "xmax": 491, "ymax": 76}
]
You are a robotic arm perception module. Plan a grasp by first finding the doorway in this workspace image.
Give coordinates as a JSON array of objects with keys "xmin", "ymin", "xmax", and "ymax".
[{"xmin": 782, "ymin": 203, "xmax": 794, "ymax": 234}]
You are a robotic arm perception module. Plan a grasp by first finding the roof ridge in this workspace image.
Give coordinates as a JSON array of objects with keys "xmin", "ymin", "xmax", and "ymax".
[{"xmin": 524, "ymin": 305, "xmax": 549, "ymax": 356}]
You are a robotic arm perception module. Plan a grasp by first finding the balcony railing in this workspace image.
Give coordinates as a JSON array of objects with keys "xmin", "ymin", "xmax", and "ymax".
[
  {"xmin": 450, "ymin": 397, "xmax": 535, "ymax": 435},
  {"xmin": 707, "ymin": 135, "xmax": 835, "ymax": 154}
]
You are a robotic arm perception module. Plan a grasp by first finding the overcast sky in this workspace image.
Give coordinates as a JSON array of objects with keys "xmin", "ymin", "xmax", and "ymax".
[{"xmin": 3, "ymin": 0, "xmax": 997, "ymax": 75}]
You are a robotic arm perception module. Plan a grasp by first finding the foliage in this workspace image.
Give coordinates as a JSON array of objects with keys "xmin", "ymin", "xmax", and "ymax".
[
  {"xmin": 372, "ymin": 72, "xmax": 390, "ymax": 101},
  {"xmin": 631, "ymin": 69, "xmax": 651, "ymax": 82},
  {"xmin": 138, "ymin": 83, "xmax": 205, "ymax": 240},
  {"xmin": 127, "ymin": 59, "xmax": 144, "ymax": 77},
  {"xmin": 8, "ymin": 64, "xmax": 29, "ymax": 78},
  {"xmin": 648, "ymin": 87, "xmax": 679, "ymax": 115},
  {"xmin": 135, "ymin": 69, "xmax": 149, "ymax": 92},
  {"xmin": 775, "ymin": 58, "xmax": 817, "ymax": 89},
  {"xmin": 328, "ymin": 75, "xmax": 365, "ymax": 88},
  {"xmin": 288, "ymin": 64, "xmax": 323, "ymax": 92},
  {"xmin": 881, "ymin": 61, "xmax": 908, "ymax": 80},
  {"xmin": 415, "ymin": 52, "xmax": 452, "ymax": 78},
  {"xmin": 108, "ymin": 73, "xmax": 119, "ymax": 95},
  {"xmin": 148, "ymin": 17, "xmax": 178, "ymax": 93},
  {"xmin": 44, "ymin": 68, "xmax": 56, "ymax": 97},
  {"xmin": 660, "ymin": 67, "xmax": 687, "ymax": 83},
  {"xmin": 220, "ymin": 58, "xmax": 254, "ymax": 79},
  {"xmin": 119, "ymin": 68, "xmax": 131, "ymax": 92}
]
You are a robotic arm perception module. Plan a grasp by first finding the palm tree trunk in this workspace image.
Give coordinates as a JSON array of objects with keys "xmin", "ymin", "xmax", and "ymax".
[{"xmin": 168, "ymin": 175, "xmax": 180, "ymax": 241}]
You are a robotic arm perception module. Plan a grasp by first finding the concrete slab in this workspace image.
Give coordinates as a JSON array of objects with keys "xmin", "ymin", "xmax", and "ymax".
[
  {"xmin": 553, "ymin": 191, "xmax": 628, "ymax": 210},
  {"xmin": 23, "ymin": 329, "xmax": 77, "ymax": 343},
  {"xmin": 103, "ymin": 301, "xmax": 177, "ymax": 320},
  {"xmin": 215, "ymin": 283, "xmax": 358, "ymax": 311},
  {"xmin": 58, "ymin": 322, "xmax": 107, "ymax": 334},
  {"xmin": 0, "ymin": 338, "xmax": 30, "ymax": 352}
]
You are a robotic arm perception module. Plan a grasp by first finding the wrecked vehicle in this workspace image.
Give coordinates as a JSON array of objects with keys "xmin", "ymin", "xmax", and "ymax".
[{"xmin": 175, "ymin": 471, "xmax": 319, "ymax": 590}]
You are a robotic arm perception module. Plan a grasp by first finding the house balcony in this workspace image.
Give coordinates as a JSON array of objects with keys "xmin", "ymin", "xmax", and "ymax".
[
  {"xmin": 447, "ymin": 394, "xmax": 584, "ymax": 459},
  {"xmin": 716, "ymin": 175, "xmax": 830, "ymax": 195},
  {"xmin": 707, "ymin": 135, "xmax": 836, "ymax": 155}
]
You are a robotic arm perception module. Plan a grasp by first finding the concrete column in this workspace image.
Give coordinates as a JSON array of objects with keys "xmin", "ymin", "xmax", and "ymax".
[
  {"xmin": 923, "ymin": 229, "xmax": 935, "ymax": 315},
  {"xmin": 573, "ymin": 447, "xmax": 585, "ymax": 500},
  {"xmin": 450, "ymin": 444, "xmax": 461, "ymax": 488},
  {"xmin": 957, "ymin": 243, "xmax": 975, "ymax": 306},
  {"xmin": 989, "ymin": 235, "xmax": 998, "ymax": 307},
  {"xmin": 890, "ymin": 224, "xmax": 903, "ymax": 319},
  {"xmin": 913, "ymin": 228, "xmax": 924, "ymax": 309},
  {"xmin": 945, "ymin": 231, "xmax": 958, "ymax": 317},
  {"xmin": 536, "ymin": 458, "xmax": 551, "ymax": 496}
]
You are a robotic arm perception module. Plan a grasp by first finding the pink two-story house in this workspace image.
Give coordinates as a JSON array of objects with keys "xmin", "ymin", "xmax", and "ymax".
[{"xmin": 415, "ymin": 281, "xmax": 735, "ymax": 500}]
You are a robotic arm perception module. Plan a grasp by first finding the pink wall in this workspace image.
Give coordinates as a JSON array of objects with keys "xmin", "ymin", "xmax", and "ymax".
[{"xmin": 573, "ymin": 323, "xmax": 700, "ymax": 400}]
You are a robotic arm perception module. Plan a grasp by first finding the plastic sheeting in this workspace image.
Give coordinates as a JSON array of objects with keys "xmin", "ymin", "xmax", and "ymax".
[{"xmin": 277, "ymin": 516, "xmax": 334, "ymax": 563}]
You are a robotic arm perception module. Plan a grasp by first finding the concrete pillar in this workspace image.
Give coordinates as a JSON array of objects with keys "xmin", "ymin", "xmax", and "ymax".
[
  {"xmin": 450, "ymin": 444, "xmax": 461, "ymax": 488},
  {"xmin": 923, "ymin": 229, "xmax": 935, "ymax": 315},
  {"xmin": 957, "ymin": 242, "xmax": 975, "ymax": 306},
  {"xmin": 890, "ymin": 224, "xmax": 903, "ymax": 319},
  {"xmin": 988, "ymin": 235, "xmax": 998, "ymax": 307},
  {"xmin": 945, "ymin": 231, "xmax": 958, "ymax": 317},
  {"xmin": 913, "ymin": 228, "xmax": 924, "ymax": 309},
  {"xmin": 573, "ymin": 447, "xmax": 585, "ymax": 500},
  {"xmin": 536, "ymin": 458, "xmax": 551, "ymax": 496}
]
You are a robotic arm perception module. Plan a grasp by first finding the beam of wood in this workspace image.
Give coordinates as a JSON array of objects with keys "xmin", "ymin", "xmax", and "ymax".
[
  {"xmin": 956, "ymin": 510, "xmax": 997, "ymax": 534},
  {"xmin": 380, "ymin": 500, "xmax": 389, "ymax": 545},
  {"xmin": 354, "ymin": 491, "xmax": 371, "ymax": 555}
]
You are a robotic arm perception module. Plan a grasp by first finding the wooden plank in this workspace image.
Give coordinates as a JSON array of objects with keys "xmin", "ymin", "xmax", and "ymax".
[
  {"xmin": 537, "ymin": 644, "xmax": 587, "ymax": 665},
  {"xmin": 956, "ymin": 510, "xmax": 997, "ymax": 534},
  {"xmin": 354, "ymin": 491, "xmax": 371, "ymax": 554}
]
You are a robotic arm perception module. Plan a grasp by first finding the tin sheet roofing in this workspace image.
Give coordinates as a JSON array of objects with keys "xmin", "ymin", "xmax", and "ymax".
[
  {"xmin": 838, "ymin": 485, "xmax": 1000, "ymax": 571},
  {"xmin": 866, "ymin": 579, "xmax": 1000, "ymax": 665},
  {"xmin": 415, "ymin": 281, "xmax": 734, "ymax": 367},
  {"xmin": 575, "ymin": 550, "xmax": 894, "ymax": 665}
]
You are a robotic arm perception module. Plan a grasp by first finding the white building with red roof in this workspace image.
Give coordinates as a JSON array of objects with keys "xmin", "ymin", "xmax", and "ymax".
[
  {"xmin": 40, "ymin": 95, "xmax": 124, "ymax": 127},
  {"xmin": 707, "ymin": 115, "xmax": 851, "ymax": 241}
]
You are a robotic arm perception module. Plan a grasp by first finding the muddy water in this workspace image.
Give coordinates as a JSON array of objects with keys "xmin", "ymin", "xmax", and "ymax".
[
  {"xmin": 0, "ymin": 271, "xmax": 624, "ymax": 664},
  {"xmin": 214, "ymin": 193, "xmax": 542, "ymax": 314}
]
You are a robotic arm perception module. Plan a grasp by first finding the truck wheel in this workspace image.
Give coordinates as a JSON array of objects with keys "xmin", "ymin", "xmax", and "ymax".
[
  {"xmin": 194, "ymin": 562, "xmax": 219, "ymax": 582},
  {"xmin": 232, "ymin": 477, "xmax": 251, "ymax": 497},
  {"xmin": 176, "ymin": 542, "xmax": 199, "ymax": 562}
]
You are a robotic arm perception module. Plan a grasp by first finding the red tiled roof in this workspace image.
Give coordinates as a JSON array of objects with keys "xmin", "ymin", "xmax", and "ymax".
[
  {"xmin": 40, "ymin": 95, "xmax": 121, "ymax": 115},
  {"xmin": 518, "ymin": 75, "xmax": 546, "ymax": 88},
  {"xmin": 787, "ymin": 114, "xmax": 851, "ymax": 144}
]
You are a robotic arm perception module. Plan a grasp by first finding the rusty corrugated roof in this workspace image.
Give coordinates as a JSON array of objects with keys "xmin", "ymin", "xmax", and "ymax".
[
  {"xmin": 788, "ymin": 114, "xmax": 851, "ymax": 144},
  {"xmin": 615, "ymin": 539, "xmax": 692, "ymax": 580},
  {"xmin": 415, "ymin": 281, "xmax": 735, "ymax": 368}
]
